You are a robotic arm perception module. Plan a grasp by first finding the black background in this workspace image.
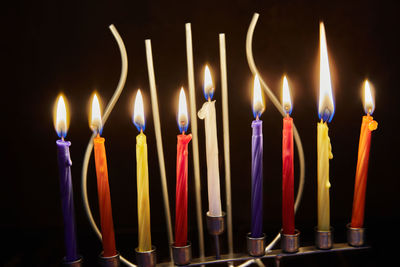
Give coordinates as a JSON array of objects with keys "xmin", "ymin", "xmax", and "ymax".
[{"xmin": 2, "ymin": 0, "xmax": 399, "ymax": 266}]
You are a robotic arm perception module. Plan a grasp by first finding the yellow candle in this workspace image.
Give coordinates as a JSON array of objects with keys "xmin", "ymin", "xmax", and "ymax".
[
  {"xmin": 136, "ymin": 131, "xmax": 152, "ymax": 251},
  {"xmin": 133, "ymin": 90, "xmax": 152, "ymax": 252},
  {"xmin": 317, "ymin": 22, "xmax": 335, "ymax": 231},
  {"xmin": 317, "ymin": 121, "xmax": 333, "ymax": 231}
]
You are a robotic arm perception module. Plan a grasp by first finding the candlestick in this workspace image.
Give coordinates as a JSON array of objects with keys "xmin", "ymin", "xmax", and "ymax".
[
  {"xmin": 198, "ymin": 65, "xmax": 222, "ymax": 217},
  {"xmin": 250, "ymin": 75, "xmax": 264, "ymax": 238},
  {"xmin": 133, "ymin": 89, "xmax": 152, "ymax": 252},
  {"xmin": 175, "ymin": 88, "xmax": 192, "ymax": 247},
  {"xmin": 54, "ymin": 95, "xmax": 79, "ymax": 262},
  {"xmin": 281, "ymin": 76, "xmax": 295, "ymax": 235},
  {"xmin": 91, "ymin": 94, "xmax": 117, "ymax": 257},
  {"xmin": 317, "ymin": 22, "xmax": 335, "ymax": 233},
  {"xmin": 351, "ymin": 80, "xmax": 378, "ymax": 229}
]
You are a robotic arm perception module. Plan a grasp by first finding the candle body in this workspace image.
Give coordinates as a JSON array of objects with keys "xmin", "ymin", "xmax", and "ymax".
[
  {"xmin": 317, "ymin": 122, "xmax": 333, "ymax": 231},
  {"xmin": 175, "ymin": 134, "xmax": 192, "ymax": 246},
  {"xmin": 198, "ymin": 100, "xmax": 222, "ymax": 216},
  {"xmin": 251, "ymin": 119, "xmax": 263, "ymax": 238},
  {"xmin": 56, "ymin": 140, "xmax": 79, "ymax": 261},
  {"xmin": 93, "ymin": 136, "xmax": 117, "ymax": 257},
  {"xmin": 136, "ymin": 133, "xmax": 152, "ymax": 251},
  {"xmin": 351, "ymin": 115, "xmax": 378, "ymax": 228},
  {"xmin": 282, "ymin": 117, "xmax": 295, "ymax": 235}
]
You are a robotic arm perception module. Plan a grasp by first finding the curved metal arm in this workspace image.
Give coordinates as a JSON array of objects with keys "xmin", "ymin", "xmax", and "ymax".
[{"xmin": 81, "ymin": 25, "xmax": 135, "ymax": 266}]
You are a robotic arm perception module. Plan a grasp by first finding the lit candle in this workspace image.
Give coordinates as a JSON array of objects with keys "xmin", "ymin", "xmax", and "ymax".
[
  {"xmin": 351, "ymin": 80, "xmax": 378, "ymax": 228},
  {"xmin": 133, "ymin": 89, "xmax": 152, "ymax": 252},
  {"xmin": 54, "ymin": 95, "xmax": 79, "ymax": 262},
  {"xmin": 90, "ymin": 93, "xmax": 117, "ymax": 257},
  {"xmin": 198, "ymin": 65, "xmax": 222, "ymax": 217},
  {"xmin": 281, "ymin": 76, "xmax": 295, "ymax": 235},
  {"xmin": 317, "ymin": 22, "xmax": 335, "ymax": 232},
  {"xmin": 250, "ymin": 75, "xmax": 265, "ymax": 238},
  {"xmin": 175, "ymin": 88, "xmax": 192, "ymax": 246}
]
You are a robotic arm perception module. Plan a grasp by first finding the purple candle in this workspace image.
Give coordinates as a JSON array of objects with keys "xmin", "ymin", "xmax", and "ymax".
[
  {"xmin": 251, "ymin": 120, "xmax": 263, "ymax": 237},
  {"xmin": 54, "ymin": 95, "xmax": 79, "ymax": 262},
  {"xmin": 251, "ymin": 75, "xmax": 264, "ymax": 238}
]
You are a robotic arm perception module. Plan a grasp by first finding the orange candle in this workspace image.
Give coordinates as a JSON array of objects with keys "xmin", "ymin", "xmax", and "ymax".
[
  {"xmin": 351, "ymin": 80, "xmax": 378, "ymax": 228},
  {"xmin": 91, "ymin": 94, "xmax": 117, "ymax": 257}
]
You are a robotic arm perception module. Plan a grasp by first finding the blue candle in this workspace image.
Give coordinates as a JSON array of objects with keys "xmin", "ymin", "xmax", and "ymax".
[
  {"xmin": 56, "ymin": 140, "xmax": 79, "ymax": 261},
  {"xmin": 251, "ymin": 75, "xmax": 264, "ymax": 238},
  {"xmin": 54, "ymin": 95, "xmax": 79, "ymax": 262}
]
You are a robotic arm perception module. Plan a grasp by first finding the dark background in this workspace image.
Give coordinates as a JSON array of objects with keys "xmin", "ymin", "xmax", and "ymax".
[{"xmin": 2, "ymin": 0, "xmax": 399, "ymax": 266}]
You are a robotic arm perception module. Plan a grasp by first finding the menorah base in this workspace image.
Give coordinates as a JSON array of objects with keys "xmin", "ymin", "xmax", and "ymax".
[{"xmin": 157, "ymin": 243, "xmax": 370, "ymax": 267}]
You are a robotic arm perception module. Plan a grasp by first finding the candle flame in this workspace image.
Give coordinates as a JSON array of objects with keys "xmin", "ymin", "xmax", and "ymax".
[
  {"xmin": 318, "ymin": 22, "xmax": 335, "ymax": 122},
  {"xmin": 178, "ymin": 87, "xmax": 189, "ymax": 133},
  {"xmin": 54, "ymin": 94, "xmax": 69, "ymax": 138},
  {"xmin": 363, "ymin": 80, "xmax": 375, "ymax": 115},
  {"xmin": 203, "ymin": 65, "xmax": 214, "ymax": 100},
  {"xmin": 133, "ymin": 89, "xmax": 145, "ymax": 132},
  {"xmin": 252, "ymin": 74, "xmax": 264, "ymax": 118},
  {"xmin": 90, "ymin": 93, "xmax": 103, "ymax": 134},
  {"xmin": 282, "ymin": 75, "xmax": 292, "ymax": 115}
]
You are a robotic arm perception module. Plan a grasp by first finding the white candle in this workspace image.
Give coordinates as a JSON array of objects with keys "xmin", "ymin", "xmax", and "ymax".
[{"xmin": 198, "ymin": 65, "xmax": 222, "ymax": 216}]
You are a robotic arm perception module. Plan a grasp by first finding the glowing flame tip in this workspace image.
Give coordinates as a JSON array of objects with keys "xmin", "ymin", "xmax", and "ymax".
[
  {"xmin": 252, "ymin": 74, "xmax": 264, "ymax": 118},
  {"xmin": 203, "ymin": 65, "xmax": 214, "ymax": 100},
  {"xmin": 364, "ymin": 80, "xmax": 375, "ymax": 115},
  {"xmin": 178, "ymin": 87, "xmax": 189, "ymax": 133},
  {"xmin": 55, "ymin": 94, "xmax": 68, "ymax": 138},
  {"xmin": 282, "ymin": 76, "xmax": 292, "ymax": 115},
  {"xmin": 133, "ymin": 89, "xmax": 145, "ymax": 132}
]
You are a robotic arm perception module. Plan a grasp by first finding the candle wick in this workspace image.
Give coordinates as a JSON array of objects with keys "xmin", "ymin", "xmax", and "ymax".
[
  {"xmin": 61, "ymin": 136, "xmax": 64, "ymax": 142},
  {"xmin": 182, "ymin": 131, "xmax": 185, "ymax": 135},
  {"xmin": 140, "ymin": 129, "xmax": 143, "ymax": 134},
  {"xmin": 208, "ymin": 96, "xmax": 211, "ymax": 102},
  {"xmin": 256, "ymin": 114, "xmax": 259, "ymax": 121},
  {"xmin": 320, "ymin": 118, "xmax": 323, "ymax": 124}
]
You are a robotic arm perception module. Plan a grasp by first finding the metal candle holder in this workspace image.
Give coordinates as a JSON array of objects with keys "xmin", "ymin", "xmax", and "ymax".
[
  {"xmin": 63, "ymin": 256, "xmax": 83, "ymax": 267},
  {"xmin": 246, "ymin": 233, "xmax": 266, "ymax": 257},
  {"xmin": 206, "ymin": 211, "xmax": 226, "ymax": 259},
  {"xmin": 347, "ymin": 223, "xmax": 366, "ymax": 247},
  {"xmin": 315, "ymin": 227, "xmax": 334, "ymax": 250},
  {"xmin": 171, "ymin": 242, "xmax": 192, "ymax": 265},
  {"xmin": 135, "ymin": 246, "xmax": 157, "ymax": 267},
  {"xmin": 98, "ymin": 252, "xmax": 120, "ymax": 267},
  {"xmin": 281, "ymin": 229, "xmax": 300, "ymax": 253}
]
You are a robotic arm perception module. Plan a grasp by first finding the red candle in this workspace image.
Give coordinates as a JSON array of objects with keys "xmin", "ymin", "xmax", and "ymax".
[
  {"xmin": 281, "ymin": 76, "xmax": 295, "ymax": 235},
  {"xmin": 175, "ymin": 88, "xmax": 192, "ymax": 246},
  {"xmin": 351, "ymin": 80, "xmax": 378, "ymax": 228},
  {"xmin": 91, "ymin": 94, "xmax": 117, "ymax": 257}
]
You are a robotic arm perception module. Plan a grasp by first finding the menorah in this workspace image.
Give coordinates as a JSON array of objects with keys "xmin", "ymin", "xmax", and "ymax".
[{"xmin": 55, "ymin": 13, "xmax": 372, "ymax": 267}]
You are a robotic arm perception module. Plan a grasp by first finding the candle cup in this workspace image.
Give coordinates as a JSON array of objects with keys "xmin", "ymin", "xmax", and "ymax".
[
  {"xmin": 98, "ymin": 252, "xmax": 120, "ymax": 267},
  {"xmin": 171, "ymin": 242, "xmax": 192, "ymax": 266},
  {"xmin": 135, "ymin": 246, "xmax": 157, "ymax": 267},
  {"xmin": 246, "ymin": 233, "xmax": 266, "ymax": 257},
  {"xmin": 62, "ymin": 256, "xmax": 83, "ymax": 267},
  {"xmin": 281, "ymin": 230, "xmax": 300, "ymax": 253},
  {"xmin": 206, "ymin": 211, "xmax": 226, "ymax": 259},
  {"xmin": 315, "ymin": 227, "xmax": 334, "ymax": 250},
  {"xmin": 347, "ymin": 223, "xmax": 366, "ymax": 247}
]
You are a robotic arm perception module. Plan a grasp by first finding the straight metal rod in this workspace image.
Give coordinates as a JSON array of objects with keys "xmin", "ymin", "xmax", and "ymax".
[
  {"xmin": 185, "ymin": 23, "xmax": 205, "ymax": 260},
  {"xmin": 219, "ymin": 33, "xmax": 234, "ymax": 257},
  {"xmin": 145, "ymin": 39, "xmax": 174, "ymax": 261}
]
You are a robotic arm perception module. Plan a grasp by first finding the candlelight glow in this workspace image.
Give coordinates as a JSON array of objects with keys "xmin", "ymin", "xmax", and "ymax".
[
  {"xmin": 282, "ymin": 76, "xmax": 292, "ymax": 115},
  {"xmin": 133, "ymin": 89, "xmax": 145, "ymax": 132},
  {"xmin": 55, "ymin": 94, "xmax": 69, "ymax": 138},
  {"xmin": 363, "ymin": 80, "xmax": 375, "ymax": 115},
  {"xmin": 204, "ymin": 65, "xmax": 214, "ymax": 100},
  {"xmin": 318, "ymin": 22, "xmax": 335, "ymax": 122},
  {"xmin": 252, "ymin": 74, "xmax": 264, "ymax": 118},
  {"xmin": 90, "ymin": 93, "xmax": 103, "ymax": 134},
  {"xmin": 178, "ymin": 87, "xmax": 189, "ymax": 133}
]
